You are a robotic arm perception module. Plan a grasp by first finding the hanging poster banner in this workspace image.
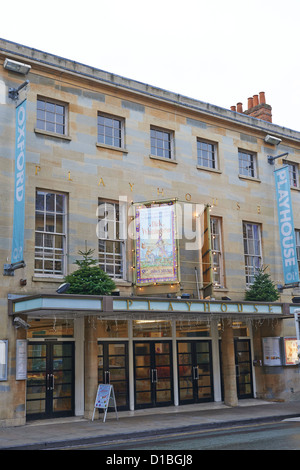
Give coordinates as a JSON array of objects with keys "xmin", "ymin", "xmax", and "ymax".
[
  {"xmin": 274, "ymin": 165, "xmax": 299, "ymax": 285},
  {"xmin": 135, "ymin": 201, "xmax": 179, "ymax": 285},
  {"xmin": 11, "ymin": 99, "xmax": 27, "ymax": 264}
]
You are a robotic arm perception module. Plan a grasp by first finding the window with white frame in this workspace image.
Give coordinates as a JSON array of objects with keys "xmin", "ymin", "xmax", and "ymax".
[
  {"xmin": 97, "ymin": 200, "xmax": 125, "ymax": 279},
  {"xmin": 238, "ymin": 150, "xmax": 257, "ymax": 178},
  {"xmin": 288, "ymin": 163, "xmax": 299, "ymax": 188},
  {"xmin": 35, "ymin": 191, "xmax": 67, "ymax": 276},
  {"xmin": 36, "ymin": 97, "xmax": 67, "ymax": 135},
  {"xmin": 197, "ymin": 140, "xmax": 218, "ymax": 169},
  {"xmin": 210, "ymin": 217, "xmax": 224, "ymax": 287},
  {"xmin": 296, "ymin": 230, "xmax": 300, "ymax": 275},
  {"xmin": 243, "ymin": 222, "xmax": 262, "ymax": 285},
  {"xmin": 97, "ymin": 113, "xmax": 124, "ymax": 148},
  {"xmin": 150, "ymin": 127, "xmax": 173, "ymax": 159}
]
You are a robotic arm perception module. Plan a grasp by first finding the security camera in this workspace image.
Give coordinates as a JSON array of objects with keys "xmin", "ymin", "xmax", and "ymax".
[{"xmin": 13, "ymin": 316, "xmax": 30, "ymax": 329}]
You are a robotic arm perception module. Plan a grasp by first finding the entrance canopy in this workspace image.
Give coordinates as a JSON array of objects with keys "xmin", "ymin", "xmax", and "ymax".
[{"xmin": 8, "ymin": 294, "xmax": 293, "ymax": 321}]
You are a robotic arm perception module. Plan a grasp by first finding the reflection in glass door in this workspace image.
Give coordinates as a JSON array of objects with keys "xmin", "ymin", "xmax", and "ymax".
[
  {"xmin": 98, "ymin": 342, "xmax": 129, "ymax": 410},
  {"xmin": 26, "ymin": 342, "xmax": 74, "ymax": 420},
  {"xmin": 234, "ymin": 339, "xmax": 253, "ymax": 398},
  {"xmin": 134, "ymin": 341, "xmax": 173, "ymax": 409},
  {"xmin": 177, "ymin": 341, "xmax": 213, "ymax": 404}
]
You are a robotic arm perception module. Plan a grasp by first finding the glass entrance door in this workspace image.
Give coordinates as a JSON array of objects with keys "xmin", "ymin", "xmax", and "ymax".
[
  {"xmin": 26, "ymin": 342, "xmax": 74, "ymax": 420},
  {"xmin": 98, "ymin": 342, "xmax": 129, "ymax": 410},
  {"xmin": 134, "ymin": 341, "xmax": 173, "ymax": 409},
  {"xmin": 234, "ymin": 339, "xmax": 253, "ymax": 398},
  {"xmin": 177, "ymin": 340, "xmax": 213, "ymax": 404}
]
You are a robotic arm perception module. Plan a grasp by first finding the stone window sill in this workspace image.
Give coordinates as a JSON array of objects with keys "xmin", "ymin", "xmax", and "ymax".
[
  {"xmin": 238, "ymin": 174, "xmax": 261, "ymax": 183},
  {"xmin": 34, "ymin": 128, "xmax": 72, "ymax": 141},
  {"xmin": 96, "ymin": 142, "xmax": 128, "ymax": 153},
  {"xmin": 149, "ymin": 154, "xmax": 177, "ymax": 164}
]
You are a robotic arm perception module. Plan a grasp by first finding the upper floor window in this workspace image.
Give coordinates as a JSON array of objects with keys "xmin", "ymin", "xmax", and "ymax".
[
  {"xmin": 35, "ymin": 190, "xmax": 67, "ymax": 276},
  {"xmin": 150, "ymin": 127, "xmax": 173, "ymax": 160},
  {"xmin": 238, "ymin": 150, "xmax": 257, "ymax": 178},
  {"xmin": 288, "ymin": 163, "xmax": 299, "ymax": 188},
  {"xmin": 97, "ymin": 114, "xmax": 123, "ymax": 148},
  {"xmin": 243, "ymin": 222, "xmax": 262, "ymax": 285},
  {"xmin": 210, "ymin": 217, "xmax": 224, "ymax": 287},
  {"xmin": 197, "ymin": 140, "xmax": 218, "ymax": 169},
  {"xmin": 36, "ymin": 98, "xmax": 67, "ymax": 135},
  {"xmin": 97, "ymin": 199, "xmax": 125, "ymax": 279}
]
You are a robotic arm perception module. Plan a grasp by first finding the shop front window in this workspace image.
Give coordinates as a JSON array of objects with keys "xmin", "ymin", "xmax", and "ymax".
[
  {"xmin": 176, "ymin": 321, "xmax": 210, "ymax": 337},
  {"xmin": 97, "ymin": 320, "xmax": 128, "ymax": 338},
  {"xmin": 27, "ymin": 319, "xmax": 74, "ymax": 338},
  {"xmin": 133, "ymin": 320, "xmax": 172, "ymax": 338},
  {"xmin": 218, "ymin": 321, "xmax": 249, "ymax": 337}
]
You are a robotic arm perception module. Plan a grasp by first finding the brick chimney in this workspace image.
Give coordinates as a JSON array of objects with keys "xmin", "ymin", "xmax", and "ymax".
[{"xmin": 231, "ymin": 92, "xmax": 272, "ymax": 123}]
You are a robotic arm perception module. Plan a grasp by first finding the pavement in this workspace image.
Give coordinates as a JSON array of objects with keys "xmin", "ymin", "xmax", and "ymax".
[{"xmin": 1, "ymin": 399, "xmax": 300, "ymax": 450}]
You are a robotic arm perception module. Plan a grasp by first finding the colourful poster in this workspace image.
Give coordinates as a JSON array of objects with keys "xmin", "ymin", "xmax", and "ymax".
[
  {"xmin": 284, "ymin": 338, "xmax": 299, "ymax": 365},
  {"xmin": 262, "ymin": 337, "xmax": 282, "ymax": 366},
  {"xmin": 135, "ymin": 202, "xmax": 178, "ymax": 285},
  {"xmin": 94, "ymin": 384, "xmax": 112, "ymax": 409}
]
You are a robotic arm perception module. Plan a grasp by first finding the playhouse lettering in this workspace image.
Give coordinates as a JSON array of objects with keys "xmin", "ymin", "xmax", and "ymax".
[
  {"xmin": 124, "ymin": 299, "xmax": 276, "ymax": 314},
  {"xmin": 275, "ymin": 166, "xmax": 299, "ymax": 284}
]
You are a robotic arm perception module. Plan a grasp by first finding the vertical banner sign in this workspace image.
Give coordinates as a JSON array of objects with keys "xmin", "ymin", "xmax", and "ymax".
[
  {"xmin": 135, "ymin": 201, "xmax": 179, "ymax": 285},
  {"xmin": 11, "ymin": 99, "xmax": 27, "ymax": 264},
  {"xmin": 274, "ymin": 165, "xmax": 299, "ymax": 285}
]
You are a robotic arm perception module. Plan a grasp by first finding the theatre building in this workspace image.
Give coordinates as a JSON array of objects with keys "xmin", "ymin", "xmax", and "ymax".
[{"xmin": 1, "ymin": 39, "xmax": 300, "ymax": 427}]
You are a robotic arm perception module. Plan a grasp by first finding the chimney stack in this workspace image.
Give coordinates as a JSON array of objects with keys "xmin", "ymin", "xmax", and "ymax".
[
  {"xmin": 236, "ymin": 102, "xmax": 243, "ymax": 113},
  {"xmin": 247, "ymin": 97, "xmax": 253, "ymax": 109},
  {"xmin": 231, "ymin": 92, "xmax": 272, "ymax": 123}
]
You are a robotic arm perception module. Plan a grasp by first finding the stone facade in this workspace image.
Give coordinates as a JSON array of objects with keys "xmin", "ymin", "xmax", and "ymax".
[{"xmin": 1, "ymin": 39, "xmax": 300, "ymax": 426}]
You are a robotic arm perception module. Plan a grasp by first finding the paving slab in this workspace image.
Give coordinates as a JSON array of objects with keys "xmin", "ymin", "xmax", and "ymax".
[{"xmin": 1, "ymin": 400, "xmax": 300, "ymax": 450}]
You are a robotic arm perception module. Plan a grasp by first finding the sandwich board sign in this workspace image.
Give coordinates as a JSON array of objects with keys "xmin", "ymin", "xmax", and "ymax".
[{"xmin": 92, "ymin": 384, "xmax": 118, "ymax": 422}]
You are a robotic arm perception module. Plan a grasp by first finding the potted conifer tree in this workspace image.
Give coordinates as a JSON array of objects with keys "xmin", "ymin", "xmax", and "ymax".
[
  {"xmin": 244, "ymin": 266, "xmax": 280, "ymax": 302},
  {"xmin": 64, "ymin": 248, "xmax": 116, "ymax": 295}
]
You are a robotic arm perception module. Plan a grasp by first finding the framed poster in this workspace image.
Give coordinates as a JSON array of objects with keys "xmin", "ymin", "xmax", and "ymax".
[
  {"xmin": 92, "ymin": 384, "xmax": 118, "ymax": 422},
  {"xmin": 283, "ymin": 337, "xmax": 299, "ymax": 365},
  {"xmin": 0, "ymin": 340, "xmax": 8, "ymax": 381},
  {"xmin": 16, "ymin": 340, "xmax": 27, "ymax": 380},
  {"xmin": 262, "ymin": 337, "xmax": 282, "ymax": 366},
  {"xmin": 135, "ymin": 201, "xmax": 179, "ymax": 286}
]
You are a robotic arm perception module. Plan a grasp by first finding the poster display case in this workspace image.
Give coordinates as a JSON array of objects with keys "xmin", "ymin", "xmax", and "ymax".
[
  {"xmin": 0, "ymin": 340, "xmax": 8, "ymax": 381},
  {"xmin": 263, "ymin": 337, "xmax": 299, "ymax": 366}
]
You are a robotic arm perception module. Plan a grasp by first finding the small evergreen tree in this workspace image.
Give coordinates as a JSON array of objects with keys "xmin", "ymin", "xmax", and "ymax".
[
  {"xmin": 65, "ymin": 248, "xmax": 116, "ymax": 295},
  {"xmin": 244, "ymin": 266, "xmax": 280, "ymax": 302}
]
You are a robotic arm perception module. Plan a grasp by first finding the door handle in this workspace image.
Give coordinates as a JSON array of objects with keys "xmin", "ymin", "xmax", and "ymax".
[
  {"xmin": 193, "ymin": 366, "xmax": 199, "ymax": 380},
  {"xmin": 105, "ymin": 370, "xmax": 110, "ymax": 384},
  {"xmin": 50, "ymin": 374, "xmax": 55, "ymax": 390},
  {"xmin": 47, "ymin": 373, "xmax": 50, "ymax": 391},
  {"xmin": 151, "ymin": 369, "xmax": 158, "ymax": 383}
]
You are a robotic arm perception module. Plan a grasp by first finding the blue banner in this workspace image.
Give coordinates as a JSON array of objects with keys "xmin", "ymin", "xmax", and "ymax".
[
  {"xmin": 11, "ymin": 99, "xmax": 27, "ymax": 264},
  {"xmin": 274, "ymin": 165, "xmax": 299, "ymax": 285}
]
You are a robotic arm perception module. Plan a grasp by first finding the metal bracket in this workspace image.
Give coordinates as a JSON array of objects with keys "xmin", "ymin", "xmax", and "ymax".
[
  {"xmin": 8, "ymin": 80, "xmax": 29, "ymax": 101},
  {"xmin": 4, "ymin": 261, "xmax": 26, "ymax": 276},
  {"xmin": 267, "ymin": 152, "xmax": 289, "ymax": 164},
  {"xmin": 277, "ymin": 282, "xmax": 300, "ymax": 292}
]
